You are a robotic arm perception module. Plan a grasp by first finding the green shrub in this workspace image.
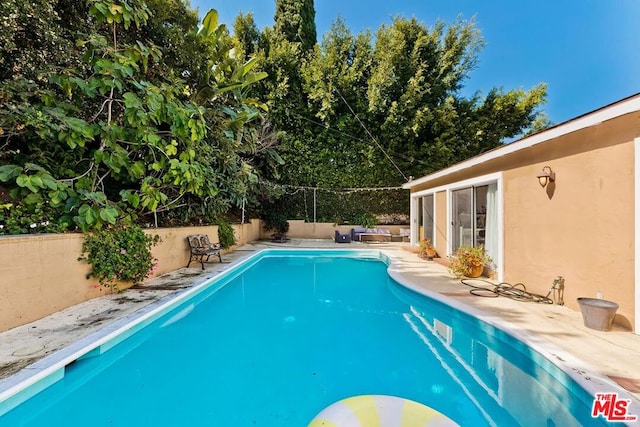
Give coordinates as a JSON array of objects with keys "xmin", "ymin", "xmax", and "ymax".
[
  {"xmin": 217, "ymin": 218, "xmax": 236, "ymax": 248},
  {"xmin": 263, "ymin": 211, "xmax": 289, "ymax": 234},
  {"xmin": 79, "ymin": 225, "xmax": 160, "ymax": 291},
  {"xmin": 354, "ymin": 212, "xmax": 378, "ymax": 228},
  {"xmin": 0, "ymin": 201, "xmax": 64, "ymax": 235}
]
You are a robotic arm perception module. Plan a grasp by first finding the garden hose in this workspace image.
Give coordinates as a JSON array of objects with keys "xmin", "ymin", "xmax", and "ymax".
[{"xmin": 460, "ymin": 278, "xmax": 555, "ymax": 304}]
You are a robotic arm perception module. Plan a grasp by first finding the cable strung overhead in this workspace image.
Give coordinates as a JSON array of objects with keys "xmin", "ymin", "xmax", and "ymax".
[
  {"xmin": 260, "ymin": 180, "xmax": 404, "ymax": 195},
  {"xmin": 335, "ymin": 88, "xmax": 408, "ymax": 181}
]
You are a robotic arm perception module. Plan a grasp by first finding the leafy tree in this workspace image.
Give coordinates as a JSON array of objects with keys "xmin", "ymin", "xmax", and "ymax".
[
  {"xmin": 367, "ymin": 17, "xmax": 547, "ymax": 179},
  {"xmin": 0, "ymin": 0, "xmax": 89, "ymax": 82},
  {"xmin": 232, "ymin": 2, "xmax": 321, "ymax": 206},
  {"xmin": 184, "ymin": 11, "xmax": 280, "ymax": 223},
  {"xmin": 266, "ymin": 0, "xmax": 318, "ymax": 188},
  {"xmin": 234, "ymin": 12, "xmax": 261, "ymax": 58},
  {"xmin": 298, "ymin": 16, "xmax": 548, "ymax": 186},
  {"xmin": 0, "ymin": 0, "xmax": 550, "ymax": 232},
  {"xmin": 244, "ymin": 13, "xmax": 549, "ymax": 221},
  {"xmin": 1, "ymin": 0, "xmax": 205, "ymax": 230},
  {"xmin": 239, "ymin": 26, "xmax": 314, "ymax": 194},
  {"xmin": 0, "ymin": 3, "xmax": 268, "ymax": 233},
  {"xmin": 274, "ymin": 0, "xmax": 317, "ymax": 52},
  {"xmin": 299, "ymin": 18, "xmax": 379, "ymax": 187}
]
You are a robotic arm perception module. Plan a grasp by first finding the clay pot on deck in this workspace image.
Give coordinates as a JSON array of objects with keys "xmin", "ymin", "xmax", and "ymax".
[{"xmin": 465, "ymin": 264, "xmax": 484, "ymax": 278}]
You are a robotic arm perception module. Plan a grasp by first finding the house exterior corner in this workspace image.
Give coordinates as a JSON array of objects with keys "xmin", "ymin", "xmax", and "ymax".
[{"xmin": 404, "ymin": 94, "xmax": 640, "ymax": 333}]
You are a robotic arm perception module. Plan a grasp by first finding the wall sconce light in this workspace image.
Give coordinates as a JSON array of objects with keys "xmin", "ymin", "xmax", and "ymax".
[{"xmin": 536, "ymin": 166, "xmax": 555, "ymax": 187}]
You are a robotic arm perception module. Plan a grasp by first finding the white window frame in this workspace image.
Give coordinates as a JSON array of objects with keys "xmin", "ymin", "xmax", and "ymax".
[{"xmin": 409, "ymin": 191, "xmax": 436, "ymax": 247}]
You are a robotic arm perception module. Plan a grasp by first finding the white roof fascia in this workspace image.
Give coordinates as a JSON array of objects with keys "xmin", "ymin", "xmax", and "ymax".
[{"xmin": 403, "ymin": 95, "xmax": 640, "ymax": 190}]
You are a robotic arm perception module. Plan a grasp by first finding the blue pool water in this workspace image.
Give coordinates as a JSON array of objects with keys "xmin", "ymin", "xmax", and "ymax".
[{"xmin": 0, "ymin": 250, "xmax": 609, "ymax": 426}]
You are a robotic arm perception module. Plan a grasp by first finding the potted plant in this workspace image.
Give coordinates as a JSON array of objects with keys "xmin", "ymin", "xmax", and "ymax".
[
  {"xmin": 449, "ymin": 245, "xmax": 491, "ymax": 278},
  {"xmin": 418, "ymin": 238, "xmax": 437, "ymax": 259}
]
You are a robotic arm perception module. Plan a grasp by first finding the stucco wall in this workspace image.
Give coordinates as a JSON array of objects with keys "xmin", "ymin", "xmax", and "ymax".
[
  {"xmin": 0, "ymin": 233, "xmax": 91, "ymax": 333},
  {"xmin": 503, "ymin": 137, "xmax": 635, "ymax": 329},
  {"xmin": 0, "ymin": 220, "xmax": 261, "ymax": 332},
  {"xmin": 408, "ymin": 112, "xmax": 639, "ymax": 330},
  {"xmin": 434, "ymin": 191, "xmax": 448, "ymax": 256}
]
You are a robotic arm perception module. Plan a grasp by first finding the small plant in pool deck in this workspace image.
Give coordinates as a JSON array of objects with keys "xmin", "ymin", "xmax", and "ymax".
[
  {"xmin": 79, "ymin": 225, "xmax": 160, "ymax": 291},
  {"xmin": 448, "ymin": 245, "xmax": 492, "ymax": 278}
]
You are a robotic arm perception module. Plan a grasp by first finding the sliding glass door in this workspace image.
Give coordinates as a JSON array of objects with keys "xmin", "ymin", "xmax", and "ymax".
[
  {"xmin": 412, "ymin": 173, "xmax": 501, "ymax": 277},
  {"xmin": 451, "ymin": 188, "xmax": 473, "ymax": 252},
  {"xmin": 451, "ymin": 186, "xmax": 489, "ymax": 253},
  {"xmin": 415, "ymin": 194, "xmax": 435, "ymax": 244},
  {"xmin": 422, "ymin": 194, "xmax": 434, "ymax": 243}
]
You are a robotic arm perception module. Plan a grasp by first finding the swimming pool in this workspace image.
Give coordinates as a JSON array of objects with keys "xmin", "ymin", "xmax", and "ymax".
[{"xmin": 0, "ymin": 249, "xmax": 630, "ymax": 425}]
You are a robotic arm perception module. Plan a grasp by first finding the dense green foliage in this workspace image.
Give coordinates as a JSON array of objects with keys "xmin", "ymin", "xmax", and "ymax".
[
  {"xmin": 293, "ymin": 16, "xmax": 549, "ymax": 186},
  {"xmin": 0, "ymin": 1, "xmax": 272, "ymax": 234},
  {"xmin": 274, "ymin": 0, "xmax": 317, "ymax": 52},
  {"xmin": 259, "ymin": 186, "xmax": 408, "ymax": 225},
  {"xmin": 262, "ymin": 210, "xmax": 290, "ymax": 235},
  {"xmin": 216, "ymin": 217, "xmax": 237, "ymax": 248},
  {"xmin": 234, "ymin": 7, "xmax": 549, "ymax": 222},
  {"xmin": 1, "ymin": 0, "xmax": 550, "ymax": 234},
  {"xmin": 78, "ymin": 225, "xmax": 160, "ymax": 290}
]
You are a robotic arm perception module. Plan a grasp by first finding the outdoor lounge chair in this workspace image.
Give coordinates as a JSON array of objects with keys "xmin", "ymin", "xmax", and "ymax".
[{"xmin": 186, "ymin": 234, "xmax": 222, "ymax": 270}]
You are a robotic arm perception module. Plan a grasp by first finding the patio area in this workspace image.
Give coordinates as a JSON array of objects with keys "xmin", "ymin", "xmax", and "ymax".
[{"xmin": 1, "ymin": 239, "xmax": 639, "ymax": 403}]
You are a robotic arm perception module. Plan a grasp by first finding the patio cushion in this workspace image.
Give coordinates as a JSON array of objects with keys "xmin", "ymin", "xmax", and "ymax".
[{"xmin": 335, "ymin": 230, "xmax": 351, "ymax": 243}]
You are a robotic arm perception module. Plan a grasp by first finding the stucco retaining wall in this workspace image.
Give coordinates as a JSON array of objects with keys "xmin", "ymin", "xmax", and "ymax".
[{"xmin": 0, "ymin": 220, "xmax": 261, "ymax": 332}]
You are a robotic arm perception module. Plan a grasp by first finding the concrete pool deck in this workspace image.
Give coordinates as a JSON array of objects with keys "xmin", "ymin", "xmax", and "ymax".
[{"xmin": 1, "ymin": 239, "xmax": 640, "ymax": 405}]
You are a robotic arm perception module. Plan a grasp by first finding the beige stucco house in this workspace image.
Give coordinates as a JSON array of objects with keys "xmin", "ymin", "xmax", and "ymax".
[{"xmin": 403, "ymin": 93, "xmax": 640, "ymax": 333}]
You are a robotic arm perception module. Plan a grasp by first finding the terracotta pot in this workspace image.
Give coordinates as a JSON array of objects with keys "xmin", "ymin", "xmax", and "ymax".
[
  {"xmin": 418, "ymin": 249, "xmax": 437, "ymax": 260},
  {"xmin": 465, "ymin": 264, "xmax": 484, "ymax": 278}
]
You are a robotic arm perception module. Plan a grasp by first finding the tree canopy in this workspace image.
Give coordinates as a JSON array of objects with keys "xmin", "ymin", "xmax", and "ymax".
[
  {"xmin": 233, "ymin": 7, "xmax": 549, "ymax": 221},
  {"xmin": 274, "ymin": 0, "xmax": 317, "ymax": 52},
  {"xmin": 232, "ymin": 12, "xmax": 548, "ymax": 223},
  {"xmin": 0, "ymin": 0, "xmax": 550, "ymax": 232},
  {"xmin": 0, "ymin": 1, "xmax": 271, "ymax": 233}
]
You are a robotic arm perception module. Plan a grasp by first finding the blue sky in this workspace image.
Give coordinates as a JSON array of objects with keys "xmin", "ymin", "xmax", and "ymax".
[{"xmin": 188, "ymin": 0, "xmax": 640, "ymax": 124}]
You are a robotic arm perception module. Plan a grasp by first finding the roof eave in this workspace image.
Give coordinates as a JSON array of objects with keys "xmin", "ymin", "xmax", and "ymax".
[{"xmin": 403, "ymin": 93, "xmax": 640, "ymax": 190}]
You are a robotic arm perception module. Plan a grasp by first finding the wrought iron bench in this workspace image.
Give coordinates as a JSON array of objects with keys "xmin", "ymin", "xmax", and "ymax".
[{"xmin": 186, "ymin": 234, "xmax": 222, "ymax": 270}]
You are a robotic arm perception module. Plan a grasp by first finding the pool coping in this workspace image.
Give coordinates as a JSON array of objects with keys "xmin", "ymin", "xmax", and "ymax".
[
  {"xmin": 1, "ymin": 246, "xmax": 639, "ymax": 422},
  {"xmin": 387, "ymin": 263, "xmax": 640, "ymax": 420}
]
